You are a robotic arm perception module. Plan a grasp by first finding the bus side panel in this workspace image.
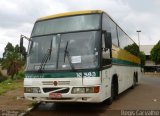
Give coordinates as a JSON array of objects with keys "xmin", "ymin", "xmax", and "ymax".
[
  {"xmin": 112, "ymin": 45, "xmax": 141, "ymax": 93},
  {"xmin": 101, "ymin": 68, "xmax": 112, "ymax": 101},
  {"xmin": 100, "ymin": 65, "xmax": 140, "ymax": 102},
  {"xmin": 111, "ymin": 65, "xmax": 140, "ymax": 94}
]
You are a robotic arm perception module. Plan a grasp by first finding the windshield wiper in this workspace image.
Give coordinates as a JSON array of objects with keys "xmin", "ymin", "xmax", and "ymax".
[
  {"xmin": 64, "ymin": 41, "xmax": 74, "ymax": 70},
  {"xmin": 38, "ymin": 39, "xmax": 53, "ymax": 72}
]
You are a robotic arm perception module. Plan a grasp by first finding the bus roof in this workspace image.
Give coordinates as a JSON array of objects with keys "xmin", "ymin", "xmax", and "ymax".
[{"xmin": 37, "ymin": 10, "xmax": 103, "ymax": 21}]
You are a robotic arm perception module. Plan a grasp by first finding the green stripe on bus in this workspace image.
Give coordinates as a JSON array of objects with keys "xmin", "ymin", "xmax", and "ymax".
[
  {"xmin": 112, "ymin": 58, "xmax": 140, "ymax": 67},
  {"xmin": 25, "ymin": 71, "xmax": 100, "ymax": 78}
]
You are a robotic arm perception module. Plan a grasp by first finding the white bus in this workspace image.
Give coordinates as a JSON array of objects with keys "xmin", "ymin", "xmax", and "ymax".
[{"xmin": 20, "ymin": 10, "xmax": 140, "ymax": 104}]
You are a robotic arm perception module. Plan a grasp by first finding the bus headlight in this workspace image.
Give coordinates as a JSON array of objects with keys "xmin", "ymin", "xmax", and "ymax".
[
  {"xmin": 85, "ymin": 87, "xmax": 94, "ymax": 93},
  {"xmin": 24, "ymin": 87, "xmax": 41, "ymax": 93},
  {"xmin": 72, "ymin": 87, "xmax": 85, "ymax": 94},
  {"xmin": 72, "ymin": 86, "xmax": 99, "ymax": 94}
]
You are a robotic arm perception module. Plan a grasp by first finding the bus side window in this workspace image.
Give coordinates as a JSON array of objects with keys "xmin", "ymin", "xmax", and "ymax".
[{"xmin": 102, "ymin": 34, "xmax": 111, "ymax": 66}]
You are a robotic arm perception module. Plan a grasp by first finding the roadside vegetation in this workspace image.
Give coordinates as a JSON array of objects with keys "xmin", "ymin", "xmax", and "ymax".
[
  {"xmin": 124, "ymin": 43, "xmax": 146, "ymax": 67},
  {"xmin": 151, "ymin": 40, "xmax": 160, "ymax": 65},
  {"xmin": 0, "ymin": 71, "xmax": 24, "ymax": 95},
  {"xmin": 139, "ymin": 51, "xmax": 146, "ymax": 67},
  {"xmin": 0, "ymin": 42, "xmax": 26, "ymax": 95},
  {"xmin": 0, "ymin": 42, "xmax": 26, "ymax": 80}
]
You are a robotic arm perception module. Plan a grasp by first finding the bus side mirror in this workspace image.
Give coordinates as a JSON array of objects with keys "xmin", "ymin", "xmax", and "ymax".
[
  {"xmin": 104, "ymin": 31, "xmax": 112, "ymax": 49},
  {"xmin": 20, "ymin": 35, "xmax": 31, "ymax": 54},
  {"xmin": 20, "ymin": 35, "xmax": 24, "ymax": 53}
]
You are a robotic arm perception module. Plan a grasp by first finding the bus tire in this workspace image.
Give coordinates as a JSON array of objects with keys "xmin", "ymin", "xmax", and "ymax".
[
  {"xmin": 107, "ymin": 76, "xmax": 118, "ymax": 105},
  {"xmin": 135, "ymin": 72, "xmax": 138, "ymax": 83},
  {"xmin": 131, "ymin": 73, "xmax": 136, "ymax": 89},
  {"xmin": 107, "ymin": 81, "xmax": 114, "ymax": 105}
]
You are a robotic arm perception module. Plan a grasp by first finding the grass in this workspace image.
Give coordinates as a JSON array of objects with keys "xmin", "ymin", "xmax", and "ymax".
[
  {"xmin": 0, "ymin": 78, "xmax": 23, "ymax": 95},
  {"xmin": 29, "ymin": 101, "xmax": 39, "ymax": 107}
]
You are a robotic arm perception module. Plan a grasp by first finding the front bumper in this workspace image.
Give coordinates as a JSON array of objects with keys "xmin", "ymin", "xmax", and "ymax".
[{"xmin": 24, "ymin": 86, "xmax": 103, "ymax": 103}]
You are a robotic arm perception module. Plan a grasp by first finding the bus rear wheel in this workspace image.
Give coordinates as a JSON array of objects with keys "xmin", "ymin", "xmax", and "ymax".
[{"xmin": 131, "ymin": 73, "xmax": 136, "ymax": 89}]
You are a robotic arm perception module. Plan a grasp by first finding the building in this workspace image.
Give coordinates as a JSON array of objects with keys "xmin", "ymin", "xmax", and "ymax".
[{"xmin": 140, "ymin": 45, "xmax": 160, "ymax": 72}]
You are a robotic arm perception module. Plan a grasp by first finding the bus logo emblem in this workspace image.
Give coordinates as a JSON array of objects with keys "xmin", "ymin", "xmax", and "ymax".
[{"xmin": 53, "ymin": 81, "xmax": 58, "ymax": 86}]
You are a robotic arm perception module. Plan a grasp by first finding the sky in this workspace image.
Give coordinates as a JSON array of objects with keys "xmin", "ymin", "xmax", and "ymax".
[{"xmin": 0, "ymin": 0, "xmax": 160, "ymax": 58}]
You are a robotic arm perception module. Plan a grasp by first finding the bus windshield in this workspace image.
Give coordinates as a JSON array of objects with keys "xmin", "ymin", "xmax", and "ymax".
[
  {"xmin": 26, "ymin": 31, "xmax": 100, "ymax": 71},
  {"xmin": 32, "ymin": 14, "xmax": 100, "ymax": 36}
]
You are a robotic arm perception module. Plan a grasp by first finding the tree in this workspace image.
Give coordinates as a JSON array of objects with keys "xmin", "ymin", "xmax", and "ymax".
[
  {"xmin": 124, "ymin": 43, "xmax": 139, "ymax": 56},
  {"xmin": 3, "ymin": 43, "xmax": 14, "ymax": 59},
  {"xmin": 151, "ymin": 41, "xmax": 160, "ymax": 65},
  {"xmin": 124, "ymin": 43, "xmax": 146, "ymax": 67},
  {"xmin": 139, "ymin": 51, "xmax": 146, "ymax": 67},
  {"xmin": 0, "ymin": 58, "xmax": 2, "ymax": 64},
  {"xmin": 1, "ymin": 42, "xmax": 26, "ymax": 79}
]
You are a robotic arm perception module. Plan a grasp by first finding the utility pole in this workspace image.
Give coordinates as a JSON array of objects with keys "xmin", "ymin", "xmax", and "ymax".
[{"xmin": 137, "ymin": 30, "xmax": 142, "ymax": 72}]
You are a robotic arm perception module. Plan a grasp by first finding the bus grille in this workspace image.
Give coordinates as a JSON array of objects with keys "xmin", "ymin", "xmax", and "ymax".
[{"xmin": 43, "ymin": 87, "xmax": 70, "ymax": 93}]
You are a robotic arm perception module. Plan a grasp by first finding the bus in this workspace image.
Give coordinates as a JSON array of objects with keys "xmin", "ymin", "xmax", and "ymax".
[{"xmin": 20, "ymin": 10, "xmax": 140, "ymax": 104}]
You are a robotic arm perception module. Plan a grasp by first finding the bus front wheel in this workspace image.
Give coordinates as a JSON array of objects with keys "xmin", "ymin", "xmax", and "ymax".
[{"xmin": 107, "ymin": 76, "xmax": 118, "ymax": 105}]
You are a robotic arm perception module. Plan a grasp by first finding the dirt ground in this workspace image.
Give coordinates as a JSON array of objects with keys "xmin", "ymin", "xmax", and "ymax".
[{"xmin": 0, "ymin": 87, "xmax": 33, "ymax": 111}]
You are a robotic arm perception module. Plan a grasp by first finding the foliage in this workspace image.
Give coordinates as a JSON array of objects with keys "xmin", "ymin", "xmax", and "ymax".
[
  {"xmin": 139, "ymin": 51, "xmax": 146, "ymax": 67},
  {"xmin": 151, "ymin": 41, "xmax": 160, "ymax": 64},
  {"xmin": 0, "ymin": 79, "xmax": 23, "ymax": 95},
  {"xmin": 0, "ymin": 58, "xmax": 3, "ymax": 63},
  {"xmin": 124, "ymin": 43, "xmax": 146, "ymax": 66},
  {"xmin": 1, "ymin": 42, "xmax": 26, "ymax": 79},
  {"xmin": 13, "ymin": 70, "xmax": 25, "ymax": 80},
  {"xmin": 30, "ymin": 102, "xmax": 39, "ymax": 107},
  {"xmin": 124, "ymin": 43, "xmax": 139, "ymax": 56}
]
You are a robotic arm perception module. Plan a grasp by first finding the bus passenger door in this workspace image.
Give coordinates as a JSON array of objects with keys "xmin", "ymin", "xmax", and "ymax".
[{"xmin": 101, "ymin": 31, "xmax": 112, "ymax": 99}]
